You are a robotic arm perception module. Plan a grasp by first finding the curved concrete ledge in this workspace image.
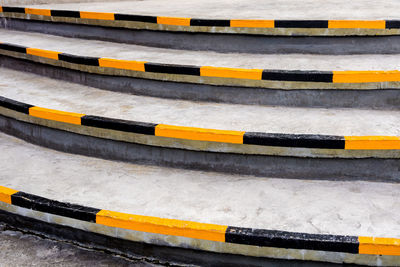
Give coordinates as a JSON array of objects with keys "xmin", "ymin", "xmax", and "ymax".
[
  {"xmin": 3, "ymin": 17, "xmax": 400, "ymax": 55},
  {"xmin": 1, "ymin": 96, "xmax": 400, "ymax": 181},
  {"xmin": 0, "ymin": 184, "xmax": 398, "ymax": 266},
  {"xmin": 1, "ymin": 6, "xmax": 400, "ymax": 37}
]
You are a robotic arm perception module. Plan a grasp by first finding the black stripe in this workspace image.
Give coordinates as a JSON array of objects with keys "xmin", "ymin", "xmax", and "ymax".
[
  {"xmin": 225, "ymin": 227, "xmax": 359, "ymax": 254},
  {"xmin": 0, "ymin": 43, "xmax": 27, "ymax": 54},
  {"xmin": 81, "ymin": 115, "xmax": 156, "ymax": 135},
  {"xmin": 114, "ymin": 13, "xmax": 157, "ymax": 23},
  {"xmin": 190, "ymin": 19, "xmax": 230, "ymax": 27},
  {"xmin": 58, "ymin": 53, "xmax": 99, "ymax": 66},
  {"xmin": 0, "ymin": 96, "xmax": 32, "ymax": 114},
  {"xmin": 145, "ymin": 63, "xmax": 200, "ymax": 76},
  {"xmin": 386, "ymin": 20, "xmax": 400, "ymax": 29},
  {"xmin": 275, "ymin": 20, "xmax": 328, "ymax": 28},
  {"xmin": 11, "ymin": 192, "xmax": 100, "ymax": 223},
  {"xmin": 262, "ymin": 70, "xmax": 333, "ymax": 82},
  {"xmin": 243, "ymin": 132, "xmax": 345, "ymax": 149},
  {"xmin": 50, "ymin": 9, "xmax": 80, "ymax": 18},
  {"xmin": 2, "ymin": 6, "xmax": 25, "ymax": 13}
]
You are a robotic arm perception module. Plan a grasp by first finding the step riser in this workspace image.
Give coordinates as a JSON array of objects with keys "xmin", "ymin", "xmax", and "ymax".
[{"xmin": 3, "ymin": 17, "xmax": 400, "ymax": 55}]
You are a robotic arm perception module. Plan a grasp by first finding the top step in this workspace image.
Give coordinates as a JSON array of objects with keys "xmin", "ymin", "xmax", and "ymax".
[{"xmin": 1, "ymin": 0, "xmax": 400, "ymax": 54}]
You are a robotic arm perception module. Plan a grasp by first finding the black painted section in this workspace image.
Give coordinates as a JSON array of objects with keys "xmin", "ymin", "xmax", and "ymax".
[
  {"xmin": 190, "ymin": 19, "xmax": 230, "ymax": 27},
  {"xmin": 262, "ymin": 70, "xmax": 333, "ymax": 82},
  {"xmin": 114, "ymin": 13, "xmax": 157, "ymax": 23},
  {"xmin": 81, "ymin": 115, "xmax": 156, "ymax": 135},
  {"xmin": 2, "ymin": 6, "xmax": 25, "ymax": 13},
  {"xmin": 145, "ymin": 62, "xmax": 200, "ymax": 76},
  {"xmin": 225, "ymin": 227, "xmax": 359, "ymax": 254},
  {"xmin": 386, "ymin": 20, "xmax": 400, "ymax": 29},
  {"xmin": 11, "ymin": 192, "xmax": 100, "ymax": 223},
  {"xmin": 0, "ymin": 96, "xmax": 32, "ymax": 114},
  {"xmin": 50, "ymin": 9, "xmax": 80, "ymax": 18},
  {"xmin": 0, "ymin": 43, "xmax": 26, "ymax": 54},
  {"xmin": 275, "ymin": 20, "xmax": 328, "ymax": 28},
  {"xmin": 243, "ymin": 132, "xmax": 345, "ymax": 149},
  {"xmin": 58, "ymin": 53, "xmax": 99, "ymax": 66}
]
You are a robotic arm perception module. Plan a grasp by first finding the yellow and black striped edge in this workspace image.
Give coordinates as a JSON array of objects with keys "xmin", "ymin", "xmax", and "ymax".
[
  {"xmin": 2, "ymin": 42, "xmax": 400, "ymax": 85},
  {"xmin": 0, "ymin": 184, "xmax": 398, "ymax": 255},
  {"xmin": 1, "ymin": 96, "xmax": 399, "ymax": 150},
  {"xmin": 0, "ymin": 6, "xmax": 399, "ymax": 30}
]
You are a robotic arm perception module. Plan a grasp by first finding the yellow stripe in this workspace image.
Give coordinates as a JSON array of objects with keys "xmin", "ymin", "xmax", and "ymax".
[
  {"xmin": 333, "ymin": 70, "xmax": 400, "ymax": 83},
  {"xmin": 0, "ymin": 186, "xmax": 18, "ymax": 205},
  {"xmin": 200, "ymin": 66, "xmax": 263, "ymax": 80},
  {"xmin": 230, "ymin": 19, "xmax": 274, "ymax": 28},
  {"xmin": 25, "ymin": 8, "xmax": 51, "ymax": 16},
  {"xmin": 80, "ymin": 11, "xmax": 115, "ymax": 21},
  {"xmin": 96, "ymin": 210, "xmax": 227, "ymax": 242},
  {"xmin": 26, "ymin": 48, "xmax": 59, "ymax": 60},
  {"xmin": 0, "ymin": 6, "xmax": 3, "ymax": 13},
  {"xmin": 345, "ymin": 136, "xmax": 400, "ymax": 150},
  {"xmin": 157, "ymin": 16, "xmax": 190, "ymax": 26},
  {"xmin": 155, "ymin": 124, "xmax": 244, "ymax": 144},
  {"xmin": 359, "ymin": 236, "xmax": 400, "ymax": 256},
  {"xmin": 29, "ymin": 106, "xmax": 84, "ymax": 125},
  {"xmin": 98, "ymin": 58, "xmax": 146, "ymax": 72},
  {"xmin": 328, "ymin": 20, "xmax": 385, "ymax": 29}
]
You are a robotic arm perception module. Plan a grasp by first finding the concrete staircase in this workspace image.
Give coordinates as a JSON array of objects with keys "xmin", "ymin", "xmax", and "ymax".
[{"xmin": 0, "ymin": 1, "xmax": 400, "ymax": 265}]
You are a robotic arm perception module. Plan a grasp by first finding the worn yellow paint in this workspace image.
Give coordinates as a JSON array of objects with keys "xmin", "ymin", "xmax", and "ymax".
[
  {"xmin": 25, "ymin": 8, "xmax": 51, "ymax": 16},
  {"xmin": 29, "ymin": 106, "xmax": 84, "ymax": 125},
  {"xmin": 80, "ymin": 11, "xmax": 115, "ymax": 20},
  {"xmin": 96, "ymin": 209, "xmax": 227, "ymax": 242},
  {"xmin": 359, "ymin": 236, "xmax": 400, "ymax": 256},
  {"xmin": 155, "ymin": 124, "xmax": 245, "ymax": 144},
  {"xmin": 0, "ymin": 6, "xmax": 3, "ymax": 13},
  {"xmin": 333, "ymin": 70, "xmax": 400, "ymax": 83},
  {"xmin": 26, "ymin": 48, "xmax": 59, "ymax": 60},
  {"xmin": 200, "ymin": 66, "xmax": 263, "ymax": 80},
  {"xmin": 328, "ymin": 20, "xmax": 385, "ymax": 29},
  {"xmin": 345, "ymin": 136, "xmax": 400, "ymax": 150},
  {"xmin": 230, "ymin": 19, "xmax": 274, "ymax": 28},
  {"xmin": 0, "ymin": 186, "xmax": 18, "ymax": 204},
  {"xmin": 99, "ymin": 58, "xmax": 146, "ymax": 72},
  {"xmin": 157, "ymin": 16, "xmax": 191, "ymax": 26}
]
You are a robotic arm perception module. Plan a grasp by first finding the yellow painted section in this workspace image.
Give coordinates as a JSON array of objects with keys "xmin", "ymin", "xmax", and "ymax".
[
  {"xmin": 80, "ymin": 11, "xmax": 115, "ymax": 21},
  {"xmin": 0, "ymin": 6, "xmax": 3, "ymax": 13},
  {"xmin": 99, "ymin": 58, "xmax": 146, "ymax": 72},
  {"xmin": 25, "ymin": 8, "xmax": 51, "ymax": 16},
  {"xmin": 230, "ymin": 19, "xmax": 274, "ymax": 28},
  {"xmin": 345, "ymin": 136, "xmax": 400, "ymax": 150},
  {"xmin": 96, "ymin": 209, "xmax": 227, "ymax": 242},
  {"xmin": 333, "ymin": 70, "xmax": 400, "ymax": 83},
  {"xmin": 359, "ymin": 236, "xmax": 400, "ymax": 256},
  {"xmin": 0, "ymin": 186, "xmax": 18, "ymax": 204},
  {"xmin": 157, "ymin": 16, "xmax": 191, "ymax": 26},
  {"xmin": 155, "ymin": 124, "xmax": 244, "ymax": 144},
  {"xmin": 328, "ymin": 20, "xmax": 385, "ymax": 29},
  {"xmin": 26, "ymin": 48, "xmax": 59, "ymax": 60},
  {"xmin": 29, "ymin": 106, "xmax": 84, "ymax": 125},
  {"xmin": 200, "ymin": 66, "xmax": 263, "ymax": 80}
]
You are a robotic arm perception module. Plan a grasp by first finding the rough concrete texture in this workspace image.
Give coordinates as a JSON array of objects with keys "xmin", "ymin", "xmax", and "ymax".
[
  {"xmin": 1, "ymin": 131, "xmax": 400, "ymax": 238},
  {"xmin": 1, "ymin": 67, "xmax": 400, "ymax": 135},
  {"xmin": 3, "ymin": 29, "xmax": 400, "ymax": 71},
  {"xmin": 20, "ymin": 0, "xmax": 400, "ymax": 20}
]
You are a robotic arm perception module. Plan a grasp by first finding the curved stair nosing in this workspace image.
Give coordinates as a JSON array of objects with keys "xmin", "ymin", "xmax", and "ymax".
[
  {"xmin": 1, "ymin": 6, "xmax": 400, "ymax": 36},
  {"xmin": 0, "ymin": 184, "xmax": 399, "ymax": 266}
]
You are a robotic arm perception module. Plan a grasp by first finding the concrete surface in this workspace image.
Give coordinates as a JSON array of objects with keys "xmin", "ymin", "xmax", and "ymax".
[
  {"xmin": 1, "ymin": 67, "xmax": 400, "ymax": 135},
  {"xmin": 2, "ymin": 29, "xmax": 400, "ymax": 71},
  {"xmin": 18, "ymin": 0, "xmax": 400, "ymax": 20},
  {"xmin": 1, "ymin": 131, "xmax": 400, "ymax": 238}
]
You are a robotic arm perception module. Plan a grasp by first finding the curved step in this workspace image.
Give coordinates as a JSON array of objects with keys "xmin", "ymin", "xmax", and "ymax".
[
  {"xmin": 1, "ymin": 67, "xmax": 399, "ymax": 180},
  {"xmin": 1, "ymin": 1, "xmax": 400, "ymax": 54},
  {"xmin": 0, "ymin": 30, "xmax": 400, "ymax": 109},
  {"xmin": 1, "ymin": 132, "xmax": 400, "ymax": 266}
]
